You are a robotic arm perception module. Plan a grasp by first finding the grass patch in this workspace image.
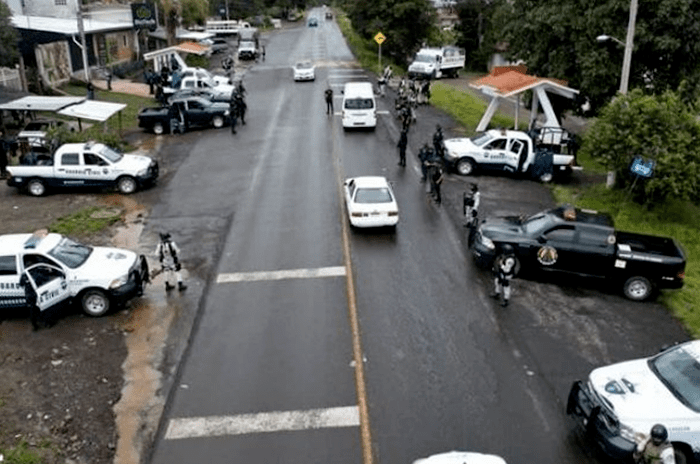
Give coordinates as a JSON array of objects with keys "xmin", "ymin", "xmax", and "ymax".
[
  {"xmin": 552, "ymin": 184, "xmax": 700, "ymax": 337},
  {"xmin": 430, "ymin": 82, "xmax": 525, "ymax": 135},
  {"xmin": 335, "ymin": 12, "xmax": 404, "ymax": 76},
  {"xmin": 49, "ymin": 206, "xmax": 122, "ymax": 238},
  {"xmin": 0, "ymin": 439, "xmax": 48, "ymax": 464}
]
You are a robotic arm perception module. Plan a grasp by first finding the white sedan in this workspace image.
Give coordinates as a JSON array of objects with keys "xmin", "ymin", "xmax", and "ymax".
[
  {"xmin": 293, "ymin": 61, "xmax": 316, "ymax": 81},
  {"xmin": 343, "ymin": 176, "xmax": 399, "ymax": 228},
  {"xmin": 413, "ymin": 451, "xmax": 508, "ymax": 464}
]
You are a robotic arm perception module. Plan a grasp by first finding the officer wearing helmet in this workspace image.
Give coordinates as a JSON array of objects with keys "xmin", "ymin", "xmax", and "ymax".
[
  {"xmin": 633, "ymin": 424, "xmax": 676, "ymax": 464},
  {"xmin": 491, "ymin": 244, "xmax": 516, "ymax": 306},
  {"xmin": 155, "ymin": 232, "xmax": 187, "ymax": 291}
]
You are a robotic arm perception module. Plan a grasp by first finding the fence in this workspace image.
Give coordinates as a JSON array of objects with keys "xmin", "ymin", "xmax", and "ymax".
[{"xmin": 0, "ymin": 67, "xmax": 22, "ymax": 91}]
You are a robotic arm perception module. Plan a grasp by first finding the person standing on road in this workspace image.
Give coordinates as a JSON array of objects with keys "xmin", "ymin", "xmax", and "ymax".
[
  {"xmin": 0, "ymin": 132, "xmax": 8, "ymax": 179},
  {"xmin": 428, "ymin": 160, "xmax": 444, "ymax": 204},
  {"xmin": 236, "ymin": 92, "xmax": 247, "ymax": 125},
  {"xmin": 491, "ymin": 244, "xmax": 517, "ymax": 307},
  {"xmin": 155, "ymin": 232, "xmax": 187, "ymax": 291},
  {"xmin": 325, "ymin": 87, "xmax": 334, "ymax": 115},
  {"xmin": 433, "ymin": 124, "xmax": 445, "ymax": 159},
  {"xmin": 418, "ymin": 143, "xmax": 432, "ymax": 182},
  {"xmin": 397, "ymin": 129, "xmax": 408, "ymax": 167},
  {"xmin": 633, "ymin": 424, "xmax": 676, "ymax": 464},
  {"xmin": 229, "ymin": 91, "xmax": 239, "ymax": 134}
]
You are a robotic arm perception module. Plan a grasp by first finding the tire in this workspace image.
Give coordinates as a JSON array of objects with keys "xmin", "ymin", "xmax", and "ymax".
[
  {"xmin": 623, "ymin": 276, "xmax": 653, "ymax": 301},
  {"xmin": 153, "ymin": 122, "xmax": 164, "ymax": 135},
  {"xmin": 27, "ymin": 178, "xmax": 46, "ymax": 197},
  {"xmin": 456, "ymin": 158, "xmax": 476, "ymax": 176},
  {"xmin": 539, "ymin": 172, "xmax": 553, "ymax": 183},
  {"xmin": 117, "ymin": 176, "xmax": 138, "ymax": 194},
  {"xmin": 80, "ymin": 289, "xmax": 110, "ymax": 317},
  {"xmin": 673, "ymin": 445, "xmax": 690, "ymax": 464},
  {"xmin": 212, "ymin": 115, "xmax": 224, "ymax": 128}
]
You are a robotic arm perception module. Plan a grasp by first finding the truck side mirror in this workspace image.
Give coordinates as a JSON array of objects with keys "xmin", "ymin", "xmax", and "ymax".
[{"xmin": 537, "ymin": 236, "xmax": 546, "ymax": 244}]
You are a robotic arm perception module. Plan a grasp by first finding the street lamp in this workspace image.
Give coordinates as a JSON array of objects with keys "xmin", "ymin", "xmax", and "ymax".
[{"xmin": 597, "ymin": 0, "xmax": 638, "ymax": 95}]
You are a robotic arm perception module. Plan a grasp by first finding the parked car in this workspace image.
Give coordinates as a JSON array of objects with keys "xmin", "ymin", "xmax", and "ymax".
[
  {"xmin": 293, "ymin": 61, "xmax": 316, "ymax": 81},
  {"xmin": 138, "ymin": 96, "xmax": 230, "ymax": 135},
  {"xmin": 17, "ymin": 118, "xmax": 76, "ymax": 147},
  {"xmin": 413, "ymin": 451, "xmax": 507, "ymax": 464},
  {"xmin": 471, "ymin": 205, "xmax": 686, "ymax": 301},
  {"xmin": 343, "ymin": 176, "xmax": 399, "ymax": 229},
  {"xmin": 308, "ymin": 17, "xmax": 318, "ymax": 27},
  {"xmin": 208, "ymin": 37, "xmax": 229, "ymax": 54},
  {"xmin": 567, "ymin": 340, "xmax": 700, "ymax": 464}
]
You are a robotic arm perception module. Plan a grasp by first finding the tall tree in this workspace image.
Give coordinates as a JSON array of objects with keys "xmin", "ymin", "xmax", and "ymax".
[
  {"xmin": 454, "ymin": 0, "xmax": 505, "ymax": 72},
  {"xmin": 0, "ymin": 0, "xmax": 19, "ymax": 67},
  {"xmin": 180, "ymin": 0, "xmax": 209, "ymax": 27},
  {"xmin": 343, "ymin": 0, "xmax": 436, "ymax": 66},
  {"xmin": 496, "ymin": 0, "xmax": 700, "ymax": 114}
]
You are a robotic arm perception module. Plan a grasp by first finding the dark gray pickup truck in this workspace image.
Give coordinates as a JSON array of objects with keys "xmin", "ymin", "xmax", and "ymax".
[
  {"xmin": 138, "ymin": 96, "xmax": 230, "ymax": 135},
  {"xmin": 471, "ymin": 206, "xmax": 686, "ymax": 301}
]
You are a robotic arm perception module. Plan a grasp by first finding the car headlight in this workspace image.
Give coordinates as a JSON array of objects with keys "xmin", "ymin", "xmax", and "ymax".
[
  {"xmin": 480, "ymin": 234, "xmax": 495, "ymax": 250},
  {"xmin": 109, "ymin": 275, "xmax": 129, "ymax": 289},
  {"xmin": 224, "ymin": 110, "xmax": 230, "ymax": 116},
  {"xmin": 619, "ymin": 422, "xmax": 637, "ymax": 442}
]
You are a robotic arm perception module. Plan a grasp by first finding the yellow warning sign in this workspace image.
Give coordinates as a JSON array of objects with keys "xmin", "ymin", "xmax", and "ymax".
[{"xmin": 374, "ymin": 32, "xmax": 386, "ymax": 45}]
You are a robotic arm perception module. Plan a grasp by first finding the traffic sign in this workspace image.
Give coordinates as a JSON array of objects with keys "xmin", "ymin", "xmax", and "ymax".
[{"xmin": 374, "ymin": 32, "xmax": 386, "ymax": 45}]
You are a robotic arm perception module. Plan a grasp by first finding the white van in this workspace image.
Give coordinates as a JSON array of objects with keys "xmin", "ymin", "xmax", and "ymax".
[{"xmin": 342, "ymin": 82, "xmax": 376, "ymax": 130}]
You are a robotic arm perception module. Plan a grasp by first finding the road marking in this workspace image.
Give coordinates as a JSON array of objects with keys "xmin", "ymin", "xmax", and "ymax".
[
  {"xmin": 164, "ymin": 406, "xmax": 360, "ymax": 440},
  {"xmin": 217, "ymin": 266, "xmax": 346, "ymax": 283}
]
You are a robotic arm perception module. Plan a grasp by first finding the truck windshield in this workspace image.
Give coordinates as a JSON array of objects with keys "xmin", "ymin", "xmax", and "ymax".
[
  {"xmin": 649, "ymin": 343, "xmax": 700, "ymax": 412},
  {"xmin": 47, "ymin": 237, "xmax": 92, "ymax": 269},
  {"xmin": 415, "ymin": 54, "xmax": 436, "ymax": 63},
  {"xmin": 98, "ymin": 146, "xmax": 123, "ymax": 163},
  {"xmin": 470, "ymin": 132, "xmax": 495, "ymax": 147}
]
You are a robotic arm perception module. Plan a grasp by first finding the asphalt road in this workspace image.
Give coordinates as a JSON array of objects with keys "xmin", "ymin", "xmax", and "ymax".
[{"xmin": 144, "ymin": 9, "xmax": 692, "ymax": 464}]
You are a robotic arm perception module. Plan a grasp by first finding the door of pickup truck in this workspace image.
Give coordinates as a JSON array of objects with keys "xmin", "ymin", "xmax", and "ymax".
[
  {"xmin": 22, "ymin": 264, "xmax": 71, "ymax": 313},
  {"xmin": 55, "ymin": 152, "xmax": 112, "ymax": 187}
]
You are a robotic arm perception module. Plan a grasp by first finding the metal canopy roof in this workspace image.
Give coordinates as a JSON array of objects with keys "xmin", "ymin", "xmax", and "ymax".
[
  {"xmin": 0, "ymin": 96, "xmax": 85, "ymax": 111},
  {"xmin": 58, "ymin": 100, "xmax": 127, "ymax": 122},
  {"xmin": 11, "ymin": 15, "xmax": 131, "ymax": 34}
]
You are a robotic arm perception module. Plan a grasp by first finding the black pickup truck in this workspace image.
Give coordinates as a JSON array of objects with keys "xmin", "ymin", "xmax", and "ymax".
[
  {"xmin": 138, "ymin": 96, "xmax": 230, "ymax": 135},
  {"xmin": 471, "ymin": 206, "xmax": 686, "ymax": 301}
]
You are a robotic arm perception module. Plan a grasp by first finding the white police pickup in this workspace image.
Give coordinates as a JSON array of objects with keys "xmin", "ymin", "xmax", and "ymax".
[
  {"xmin": 6, "ymin": 141, "xmax": 159, "ymax": 196},
  {"xmin": 0, "ymin": 230, "xmax": 149, "ymax": 318},
  {"xmin": 567, "ymin": 340, "xmax": 700, "ymax": 464}
]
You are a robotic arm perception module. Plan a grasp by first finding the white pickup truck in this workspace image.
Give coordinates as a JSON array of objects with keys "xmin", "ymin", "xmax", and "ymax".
[
  {"xmin": 407, "ymin": 46, "xmax": 465, "ymax": 79},
  {"xmin": 165, "ymin": 67, "xmax": 234, "ymax": 97},
  {"xmin": 443, "ymin": 127, "xmax": 578, "ymax": 182},
  {"xmin": 6, "ymin": 141, "xmax": 159, "ymax": 196},
  {"xmin": 0, "ymin": 230, "xmax": 149, "ymax": 317}
]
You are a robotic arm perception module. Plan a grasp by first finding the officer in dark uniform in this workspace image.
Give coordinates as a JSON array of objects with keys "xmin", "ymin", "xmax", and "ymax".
[
  {"xmin": 397, "ymin": 129, "xmax": 408, "ymax": 167},
  {"xmin": 491, "ymin": 244, "xmax": 517, "ymax": 306},
  {"xmin": 418, "ymin": 143, "xmax": 432, "ymax": 182},
  {"xmin": 325, "ymin": 87, "xmax": 334, "ymax": 114},
  {"xmin": 427, "ymin": 159, "xmax": 444, "ymax": 204},
  {"xmin": 236, "ymin": 92, "xmax": 247, "ymax": 125},
  {"xmin": 229, "ymin": 91, "xmax": 239, "ymax": 134},
  {"xmin": 433, "ymin": 124, "xmax": 445, "ymax": 159}
]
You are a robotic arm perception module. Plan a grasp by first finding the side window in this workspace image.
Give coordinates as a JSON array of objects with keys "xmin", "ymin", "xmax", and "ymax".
[
  {"xmin": 0, "ymin": 255, "xmax": 18, "ymax": 275},
  {"xmin": 189, "ymin": 100, "xmax": 203, "ymax": 110},
  {"xmin": 579, "ymin": 228, "xmax": 611, "ymax": 248},
  {"xmin": 347, "ymin": 180, "xmax": 355, "ymax": 198},
  {"xmin": 184, "ymin": 81, "xmax": 195, "ymax": 88},
  {"xmin": 61, "ymin": 153, "xmax": 80, "ymax": 165},
  {"xmin": 84, "ymin": 153, "xmax": 105, "ymax": 166},
  {"xmin": 28, "ymin": 266, "xmax": 64, "ymax": 287},
  {"xmin": 485, "ymin": 139, "xmax": 507, "ymax": 150},
  {"xmin": 22, "ymin": 254, "xmax": 59, "ymax": 269},
  {"xmin": 509, "ymin": 139, "xmax": 525, "ymax": 155},
  {"xmin": 542, "ymin": 226, "xmax": 576, "ymax": 243}
]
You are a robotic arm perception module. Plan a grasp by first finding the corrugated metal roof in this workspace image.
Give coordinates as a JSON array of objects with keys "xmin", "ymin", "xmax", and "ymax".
[
  {"xmin": 0, "ymin": 96, "xmax": 85, "ymax": 111},
  {"xmin": 57, "ymin": 100, "xmax": 126, "ymax": 122}
]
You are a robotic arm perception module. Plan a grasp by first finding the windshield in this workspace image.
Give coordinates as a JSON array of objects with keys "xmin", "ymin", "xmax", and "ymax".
[
  {"xmin": 521, "ymin": 213, "xmax": 551, "ymax": 234},
  {"xmin": 98, "ymin": 145, "xmax": 123, "ymax": 163},
  {"xmin": 415, "ymin": 54, "xmax": 436, "ymax": 63},
  {"xmin": 296, "ymin": 62, "xmax": 313, "ymax": 70},
  {"xmin": 470, "ymin": 132, "xmax": 495, "ymax": 147},
  {"xmin": 649, "ymin": 343, "xmax": 700, "ymax": 412},
  {"xmin": 344, "ymin": 98, "xmax": 374, "ymax": 110},
  {"xmin": 47, "ymin": 237, "xmax": 92, "ymax": 269},
  {"xmin": 355, "ymin": 188, "xmax": 393, "ymax": 204}
]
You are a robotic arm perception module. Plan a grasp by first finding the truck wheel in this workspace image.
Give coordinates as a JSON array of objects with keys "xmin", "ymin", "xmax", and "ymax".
[
  {"xmin": 27, "ymin": 179, "xmax": 46, "ymax": 197},
  {"xmin": 623, "ymin": 276, "xmax": 653, "ymax": 301},
  {"xmin": 456, "ymin": 158, "xmax": 476, "ymax": 176},
  {"xmin": 117, "ymin": 176, "xmax": 138, "ymax": 194},
  {"xmin": 539, "ymin": 172, "xmax": 553, "ymax": 183},
  {"xmin": 81, "ymin": 289, "xmax": 111, "ymax": 317},
  {"xmin": 212, "ymin": 115, "xmax": 225, "ymax": 128},
  {"xmin": 672, "ymin": 445, "xmax": 691, "ymax": 464},
  {"xmin": 153, "ymin": 122, "xmax": 165, "ymax": 135}
]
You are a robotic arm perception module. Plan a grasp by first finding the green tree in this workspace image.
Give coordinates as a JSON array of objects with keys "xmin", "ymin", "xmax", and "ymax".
[
  {"xmin": 496, "ymin": 0, "xmax": 700, "ymax": 114},
  {"xmin": 180, "ymin": 0, "xmax": 209, "ymax": 27},
  {"xmin": 0, "ymin": 0, "xmax": 19, "ymax": 67},
  {"xmin": 342, "ymin": 0, "xmax": 436, "ymax": 66},
  {"xmin": 581, "ymin": 89, "xmax": 700, "ymax": 204},
  {"xmin": 454, "ymin": 0, "xmax": 505, "ymax": 72}
]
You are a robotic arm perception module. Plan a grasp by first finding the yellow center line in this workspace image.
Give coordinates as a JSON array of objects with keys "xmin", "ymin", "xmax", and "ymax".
[{"xmin": 332, "ymin": 109, "xmax": 374, "ymax": 464}]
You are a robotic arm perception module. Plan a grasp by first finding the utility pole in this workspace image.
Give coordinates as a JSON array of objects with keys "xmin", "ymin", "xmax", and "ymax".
[
  {"xmin": 619, "ymin": 0, "xmax": 638, "ymax": 95},
  {"xmin": 77, "ymin": 2, "xmax": 90, "ymax": 83}
]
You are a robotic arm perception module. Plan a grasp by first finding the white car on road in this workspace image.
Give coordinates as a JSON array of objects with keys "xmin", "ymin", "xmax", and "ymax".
[
  {"xmin": 413, "ymin": 451, "xmax": 507, "ymax": 464},
  {"xmin": 293, "ymin": 61, "xmax": 316, "ymax": 81},
  {"xmin": 343, "ymin": 176, "xmax": 399, "ymax": 228}
]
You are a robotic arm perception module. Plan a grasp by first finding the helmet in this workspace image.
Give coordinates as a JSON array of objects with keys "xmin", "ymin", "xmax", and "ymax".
[
  {"xmin": 650, "ymin": 424, "xmax": 668, "ymax": 445},
  {"xmin": 436, "ymin": 124, "xmax": 442, "ymax": 131},
  {"xmin": 500, "ymin": 244, "xmax": 515, "ymax": 255},
  {"xmin": 159, "ymin": 232, "xmax": 171, "ymax": 241},
  {"xmin": 471, "ymin": 183, "xmax": 479, "ymax": 192}
]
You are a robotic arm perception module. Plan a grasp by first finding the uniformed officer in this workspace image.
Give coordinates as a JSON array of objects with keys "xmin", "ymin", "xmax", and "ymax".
[
  {"xmin": 155, "ymin": 232, "xmax": 186, "ymax": 291},
  {"xmin": 236, "ymin": 92, "xmax": 247, "ymax": 125},
  {"xmin": 433, "ymin": 124, "xmax": 445, "ymax": 159},
  {"xmin": 491, "ymin": 244, "xmax": 517, "ymax": 306},
  {"xmin": 325, "ymin": 87, "xmax": 334, "ymax": 115},
  {"xmin": 427, "ymin": 160, "xmax": 444, "ymax": 204},
  {"xmin": 229, "ymin": 91, "xmax": 239, "ymax": 134},
  {"xmin": 397, "ymin": 129, "xmax": 408, "ymax": 167},
  {"xmin": 633, "ymin": 424, "xmax": 676, "ymax": 464},
  {"xmin": 418, "ymin": 143, "xmax": 432, "ymax": 182}
]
